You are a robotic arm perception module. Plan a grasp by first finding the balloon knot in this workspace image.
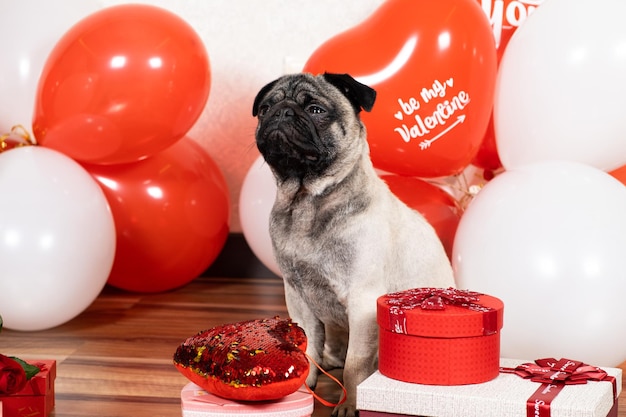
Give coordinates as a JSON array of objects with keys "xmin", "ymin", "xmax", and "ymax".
[{"xmin": 0, "ymin": 125, "xmax": 36, "ymax": 153}]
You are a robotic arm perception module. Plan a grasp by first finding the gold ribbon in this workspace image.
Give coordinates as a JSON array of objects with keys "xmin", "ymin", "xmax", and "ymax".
[{"xmin": 0, "ymin": 125, "xmax": 36, "ymax": 153}]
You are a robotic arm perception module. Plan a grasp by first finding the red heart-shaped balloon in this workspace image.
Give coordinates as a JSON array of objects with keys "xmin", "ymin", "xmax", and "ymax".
[
  {"xmin": 173, "ymin": 318, "xmax": 309, "ymax": 401},
  {"xmin": 305, "ymin": 0, "xmax": 497, "ymax": 178}
]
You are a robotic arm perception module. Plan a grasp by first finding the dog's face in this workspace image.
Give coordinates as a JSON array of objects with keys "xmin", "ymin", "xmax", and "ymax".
[{"xmin": 252, "ymin": 73, "xmax": 376, "ymax": 182}]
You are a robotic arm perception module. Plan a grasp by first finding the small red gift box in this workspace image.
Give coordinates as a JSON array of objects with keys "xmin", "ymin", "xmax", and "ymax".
[
  {"xmin": 377, "ymin": 287, "xmax": 504, "ymax": 385},
  {"xmin": 0, "ymin": 360, "xmax": 56, "ymax": 417}
]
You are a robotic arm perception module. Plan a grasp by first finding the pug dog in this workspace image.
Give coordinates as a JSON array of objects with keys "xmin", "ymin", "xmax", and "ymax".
[{"xmin": 252, "ymin": 73, "xmax": 455, "ymax": 417}]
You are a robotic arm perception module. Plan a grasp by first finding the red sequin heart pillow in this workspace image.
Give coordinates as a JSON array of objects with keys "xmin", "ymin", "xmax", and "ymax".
[{"xmin": 173, "ymin": 317, "xmax": 309, "ymax": 401}]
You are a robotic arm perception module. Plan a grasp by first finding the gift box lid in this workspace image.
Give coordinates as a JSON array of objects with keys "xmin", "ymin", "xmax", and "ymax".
[
  {"xmin": 377, "ymin": 288, "xmax": 504, "ymax": 338},
  {"xmin": 180, "ymin": 382, "xmax": 313, "ymax": 417},
  {"xmin": 357, "ymin": 359, "xmax": 622, "ymax": 417}
]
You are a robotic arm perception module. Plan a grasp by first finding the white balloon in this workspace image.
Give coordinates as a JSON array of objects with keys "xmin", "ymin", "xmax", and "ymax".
[
  {"xmin": 0, "ymin": 147, "xmax": 115, "ymax": 331},
  {"xmin": 453, "ymin": 160, "xmax": 626, "ymax": 366},
  {"xmin": 239, "ymin": 156, "xmax": 281, "ymax": 276},
  {"xmin": 494, "ymin": 0, "xmax": 626, "ymax": 172},
  {"xmin": 0, "ymin": 0, "xmax": 101, "ymax": 132}
]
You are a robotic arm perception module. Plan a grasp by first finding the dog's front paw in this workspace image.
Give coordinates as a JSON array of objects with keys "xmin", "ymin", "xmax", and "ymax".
[
  {"xmin": 305, "ymin": 367, "xmax": 319, "ymax": 391},
  {"xmin": 332, "ymin": 402, "xmax": 358, "ymax": 417}
]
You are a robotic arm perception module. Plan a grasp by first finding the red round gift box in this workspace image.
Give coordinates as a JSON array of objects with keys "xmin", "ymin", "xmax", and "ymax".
[{"xmin": 377, "ymin": 288, "xmax": 504, "ymax": 385}]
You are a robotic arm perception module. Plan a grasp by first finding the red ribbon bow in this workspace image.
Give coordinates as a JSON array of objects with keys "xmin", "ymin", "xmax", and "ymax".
[
  {"xmin": 385, "ymin": 287, "xmax": 498, "ymax": 336},
  {"xmin": 502, "ymin": 358, "xmax": 611, "ymax": 386},
  {"xmin": 500, "ymin": 358, "xmax": 617, "ymax": 417},
  {"xmin": 386, "ymin": 287, "xmax": 489, "ymax": 311}
]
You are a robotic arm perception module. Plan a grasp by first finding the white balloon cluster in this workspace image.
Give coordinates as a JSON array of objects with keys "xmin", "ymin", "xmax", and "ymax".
[
  {"xmin": 454, "ymin": 0, "xmax": 626, "ymax": 366},
  {"xmin": 0, "ymin": 0, "xmax": 109, "ymax": 331}
]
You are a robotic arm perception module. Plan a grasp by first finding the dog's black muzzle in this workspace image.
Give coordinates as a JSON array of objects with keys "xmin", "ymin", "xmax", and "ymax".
[{"xmin": 257, "ymin": 103, "xmax": 332, "ymax": 179}]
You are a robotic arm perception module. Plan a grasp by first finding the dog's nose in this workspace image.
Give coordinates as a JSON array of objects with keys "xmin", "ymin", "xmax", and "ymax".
[{"xmin": 275, "ymin": 106, "xmax": 295, "ymax": 121}]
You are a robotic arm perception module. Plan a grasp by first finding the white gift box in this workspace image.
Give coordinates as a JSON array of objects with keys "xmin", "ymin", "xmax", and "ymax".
[{"xmin": 357, "ymin": 359, "xmax": 622, "ymax": 417}]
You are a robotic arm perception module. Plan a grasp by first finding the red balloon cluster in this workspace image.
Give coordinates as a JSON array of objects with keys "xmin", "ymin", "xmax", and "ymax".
[{"xmin": 32, "ymin": 5, "xmax": 229, "ymax": 292}]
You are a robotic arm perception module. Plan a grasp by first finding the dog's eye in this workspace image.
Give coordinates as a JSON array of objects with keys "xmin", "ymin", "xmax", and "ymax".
[
  {"xmin": 257, "ymin": 104, "xmax": 270, "ymax": 117},
  {"xmin": 306, "ymin": 104, "xmax": 326, "ymax": 115}
]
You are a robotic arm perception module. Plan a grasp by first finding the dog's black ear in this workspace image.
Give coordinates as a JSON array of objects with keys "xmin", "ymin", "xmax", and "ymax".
[
  {"xmin": 323, "ymin": 73, "xmax": 376, "ymax": 113},
  {"xmin": 252, "ymin": 79, "xmax": 279, "ymax": 117}
]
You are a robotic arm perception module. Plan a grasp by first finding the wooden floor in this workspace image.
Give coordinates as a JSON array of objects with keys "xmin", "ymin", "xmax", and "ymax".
[
  {"xmin": 1, "ymin": 274, "xmax": 345, "ymax": 417},
  {"xmin": 2, "ymin": 272, "xmax": 625, "ymax": 417}
]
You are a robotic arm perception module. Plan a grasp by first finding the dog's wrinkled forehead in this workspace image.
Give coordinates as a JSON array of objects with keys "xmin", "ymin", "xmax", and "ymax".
[
  {"xmin": 271, "ymin": 75, "xmax": 338, "ymax": 107},
  {"xmin": 252, "ymin": 73, "xmax": 352, "ymax": 117},
  {"xmin": 253, "ymin": 73, "xmax": 376, "ymax": 118}
]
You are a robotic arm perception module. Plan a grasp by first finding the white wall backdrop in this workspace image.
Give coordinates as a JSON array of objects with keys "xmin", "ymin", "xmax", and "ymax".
[{"xmin": 99, "ymin": 0, "xmax": 385, "ymax": 231}]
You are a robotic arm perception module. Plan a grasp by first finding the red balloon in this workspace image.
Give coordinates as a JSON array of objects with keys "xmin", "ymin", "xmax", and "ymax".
[
  {"xmin": 610, "ymin": 164, "xmax": 626, "ymax": 186},
  {"xmin": 472, "ymin": 113, "xmax": 502, "ymax": 170},
  {"xmin": 304, "ymin": 0, "xmax": 497, "ymax": 178},
  {"xmin": 472, "ymin": 0, "xmax": 545, "ymax": 170},
  {"xmin": 85, "ymin": 138, "xmax": 230, "ymax": 293},
  {"xmin": 381, "ymin": 175, "xmax": 462, "ymax": 259},
  {"xmin": 33, "ymin": 5, "xmax": 211, "ymax": 165}
]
